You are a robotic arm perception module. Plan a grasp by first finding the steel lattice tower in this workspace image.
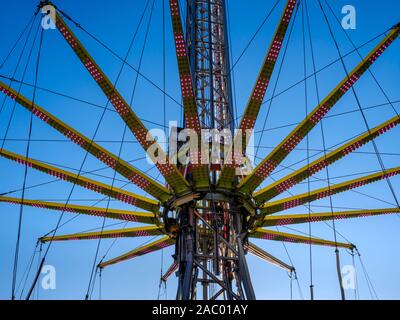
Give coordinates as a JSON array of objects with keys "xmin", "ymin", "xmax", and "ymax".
[
  {"xmin": 186, "ymin": 0, "xmax": 235, "ymax": 133},
  {"xmin": 173, "ymin": 0, "xmax": 256, "ymax": 300}
]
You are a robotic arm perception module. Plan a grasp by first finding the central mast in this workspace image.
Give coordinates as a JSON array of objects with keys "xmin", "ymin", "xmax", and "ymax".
[
  {"xmin": 174, "ymin": 0, "xmax": 255, "ymax": 300},
  {"xmin": 186, "ymin": 0, "xmax": 235, "ymax": 134}
]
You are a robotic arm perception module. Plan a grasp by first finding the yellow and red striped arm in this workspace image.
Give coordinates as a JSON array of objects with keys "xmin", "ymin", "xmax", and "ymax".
[
  {"xmin": 0, "ymin": 196, "xmax": 158, "ymax": 224},
  {"xmin": 262, "ymin": 208, "xmax": 400, "ymax": 227},
  {"xmin": 162, "ymin": 260, "xmax": 179, "ymax": 282},
  {"xmin": 260, "ymin": 167, "xmax": 400, "ymax": 215},
  {"xmin": 99, "ymin": 236, "xmax": 175, "ymax": 268},
  {"xmin": 0, "ymin": 81, "xmax": 171, "ymax": 202},
  {"xmin": 244, "ymin": 242, "xmax": 294, "ymax": 272},
  {"xmin": 40, "ymin": 225, "xmax": 165, "ymax": 242},
  {"xmin": 51, "ymin": 10, "xmax": 190, "ymax": 194},
  {"xmin": 238, "ymin": 25, "xmax": 400, "ymax": 195},
  {"xmin": 169, "ymin": 0, "xmax": 209, "ymax": 188},
  {"xmin": 254, "ymin": 115, "xmax": 400, "ymax": 204},
  {"xmin": 218, "ymin": 0, "xmax": 298, "ymax": 189},
  {"xmin": 249, "ymin": 229, "xmax": 354, "ymax": 249},
  {"xmin": 0, "ymin": 149, "xmax": 159, "ymax": 213}
]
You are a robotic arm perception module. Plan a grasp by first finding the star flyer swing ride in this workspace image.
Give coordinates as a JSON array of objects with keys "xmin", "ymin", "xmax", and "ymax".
[{"xmin": 1, "ymin": 0, "xmax": 400, "ymax": 300}]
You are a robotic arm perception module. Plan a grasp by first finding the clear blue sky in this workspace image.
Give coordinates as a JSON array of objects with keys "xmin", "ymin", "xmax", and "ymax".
[{"xmin": 0, "ymin": 0, "xmax": 399, "ymax": 300}]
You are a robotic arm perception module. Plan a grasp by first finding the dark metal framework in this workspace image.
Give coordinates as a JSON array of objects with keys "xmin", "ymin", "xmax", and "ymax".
[
  {"xmin": 186, "ymin": 0, "xmax": 235, "ymax": 132},
  {"xmin": 175, "ymin": 0, "xmax": 255, "ymax": 300}
]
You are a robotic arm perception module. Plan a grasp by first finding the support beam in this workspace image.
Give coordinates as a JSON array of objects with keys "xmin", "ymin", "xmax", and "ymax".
[
  {"xmin": 254, "ymin": 115, "xmax": 400, "ymax": 204},
  {"xmin": 0, "ymin": 149, "xmax": 159, "ymax": 212},
  {"xmin": 162, "ymin": 260, "xmax": 179, "ymax": 282},
  {"xmin": 245, "ymin": 242, "xmax": 294, "ymax": 272},
  {"xmin": 218, "ymin": 0, "xmax": 298, "ymax": 189},
  {"xmin": 238, "ymin": 25, "xmax": 400, "ymax": 195},
  {"xmin": 40, "ymin": 225, "xmax": 165, "ymax": 242},
  {"xmin": 261, "ymin": 208, "xmax": 400, "ymax": 227},
  {"xmin": 260, "ymin": 167, "xmax": 400, "ymax": 215},
  {"xmin": 0, "ymin": 196, "xmax": 159, "ymax": 224},
  {"xmin": 0, "ymin": 81, "xmax": 171, "ymax": 202},
  {"xmin": 237, "ymin": 236, "xmax": 256, "ymax": 300},
  {"xmin": 99, "ymin": 236, "xmax": 174, "ymax": 268},
  {"xmin": 250, "ymin": 229, "xmax": 354, "ymax": 249},
  {"xmin": 48, "ymin": 5, "xmax": 190, "ymax": 194},
  {"xmin": 169, "ymin": 0, "xmax": 209, "ymax": 188},
  {"xmin": 177, "ymin": 206, "xmax": 195, "ymax": 300}
]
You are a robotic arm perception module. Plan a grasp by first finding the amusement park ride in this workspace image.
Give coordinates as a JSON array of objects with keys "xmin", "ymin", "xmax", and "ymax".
[{"xmin": 1, "ymin": 0, "xmax": 400, "ymax": 300}]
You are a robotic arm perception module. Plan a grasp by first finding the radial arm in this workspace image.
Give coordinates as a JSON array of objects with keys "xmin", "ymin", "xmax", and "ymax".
[
  {"xmin": 261, "ymin": 208, "xmax": 400, "ymax": 227},
  {"xmin": 0, "ymin": 196, "xmax": 158, "ymax": 224},
  {"xmin": 48, "ymin": 5, "xmax": 190, "ymax": 194},
  {"xmin": 218, "ymin": 0, "xmax": 298, "ymax": 189},
  {"xmin": 168, "ymin": 0, "xmax": 209, "ymax": 188},
  {"xmin": 0, "ymin": 81, "xmax": 170, "ymax": 202},
  {"xmin": 260, "ymin": 167, "xmax": 400, "ymax": 215},
  {"xmin": 244, "ymin": 241, "xmax": 294, "ymax": 272},
  {"xmin": 250, "ymin": 229, "xmax": 354, "ymax": 249},
  {"xmin": 162, "ymin": 260, "xmax": 179, "ymax": 282},
  {"xmin": 238, "ymin": 25, "xmax": 400, "ymax": 195},
  {"xmin": 0, "ymin": 149, "xmax": 159, "ymax": 212},
  {"xmin": 40, "ymin": 226, "xmax": 165, "ymax": 242},
  {"xmin": 99, "ymin": 236, "xmax": 175, "ymax": 268},
  {"xmin": 254, "ymin": 115, "xmax": 400, "ymax": 204}
]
